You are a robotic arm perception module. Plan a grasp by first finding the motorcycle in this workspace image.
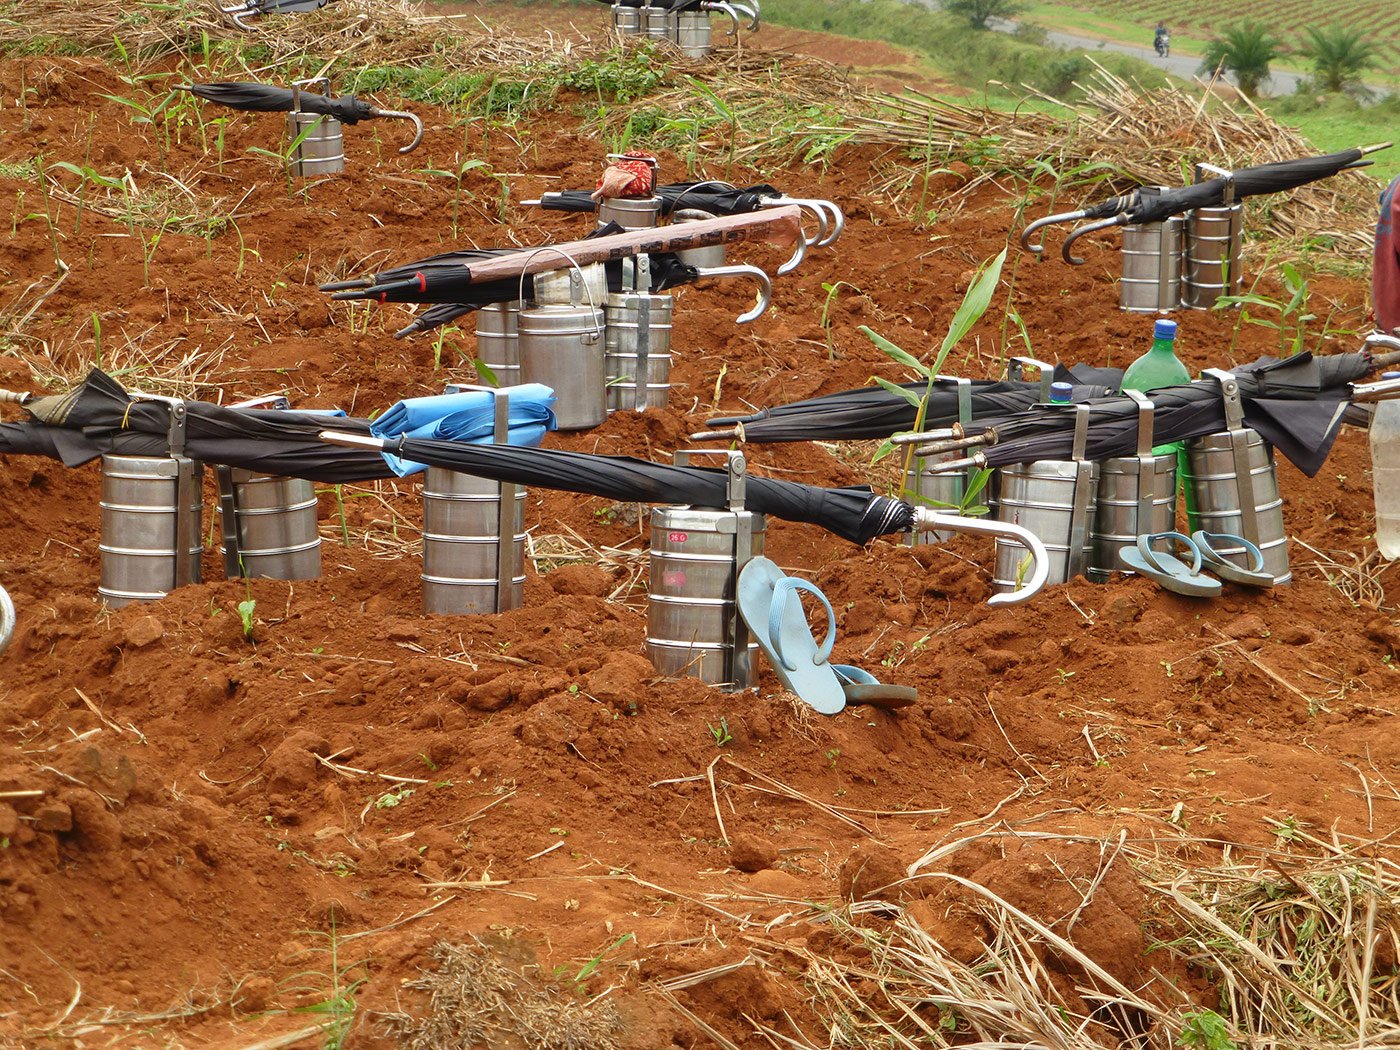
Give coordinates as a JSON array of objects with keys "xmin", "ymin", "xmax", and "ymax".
[{"xmin": 1154, "ymin": 32, "xmax": 1170, "ymax": 57}]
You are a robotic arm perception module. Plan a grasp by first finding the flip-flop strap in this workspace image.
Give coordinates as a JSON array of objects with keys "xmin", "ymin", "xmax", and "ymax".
[
  {"xmin": 768, "ymin": 576, "xmax": 836, "ymax": 672},
  {"xmin": 1137, "ymin": 531, "xmax": 1201, "ymax": 575},
  {"xmin": 1197, "ymin": 531, "xmax": 1265, "ymax": 573}
]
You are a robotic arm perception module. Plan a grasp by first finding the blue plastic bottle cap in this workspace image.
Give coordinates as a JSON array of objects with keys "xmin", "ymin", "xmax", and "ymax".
[
  {"xmin": 1153, "ymin": 319, "xmax": 1178, "ymax": 340},
  {"xmin": 1049, "ymin": 381, "xmax": 1073, "ymax": 404}
]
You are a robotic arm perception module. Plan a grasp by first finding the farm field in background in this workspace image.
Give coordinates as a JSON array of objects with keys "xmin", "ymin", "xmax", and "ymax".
[{"xmin": 1028, "ymin": 0, "xmax": 1400, "ymax": 78}]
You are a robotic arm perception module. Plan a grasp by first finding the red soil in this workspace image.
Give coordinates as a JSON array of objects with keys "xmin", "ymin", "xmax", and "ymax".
[{"xmin": 0, "ymin": 9, "xmax": 1395, "ymax": 1048}]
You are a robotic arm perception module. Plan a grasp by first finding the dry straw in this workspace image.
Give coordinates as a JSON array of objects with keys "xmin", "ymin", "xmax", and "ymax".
[{"xmin": 823, "ymin": 60, "xmax": 1384, "ymax": 252}]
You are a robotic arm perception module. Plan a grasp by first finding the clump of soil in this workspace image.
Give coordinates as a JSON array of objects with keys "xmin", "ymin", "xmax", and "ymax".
[{"xmin": 0, "ymin": 6, "xmax": 1396, "ymax": 1047}]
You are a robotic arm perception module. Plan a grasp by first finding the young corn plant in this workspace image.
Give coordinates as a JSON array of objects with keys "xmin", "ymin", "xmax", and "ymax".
[
  {"xmin": 863, "ymin": 247, "xmax": 1008, "ymax": 508},
  {"xmin": 417, "ymin": 157, "xmax": 489, "ymax": 240},
  {"xmin": 1214, "ymin": 261, "xmax": 1336, "ymax": 357}
]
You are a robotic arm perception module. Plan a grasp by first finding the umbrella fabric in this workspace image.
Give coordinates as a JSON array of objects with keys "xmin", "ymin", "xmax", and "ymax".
[
  {"xmin": 18, "ymin": 371, "xmax": 913, "ymax": 544},
  {"xmin": 1054, "ymin": 150, "xmax": 1368, "ymax": 229},
  {"xmin": 968, "ymin": 386, "xmax": 1348, "ymax": 477},
  {"xmin": 0, "ymin": 422, "xmax": 101, "ymax": 466},
  {"xmin": 1124, "ymin": 150, "xmax": 1366, "ymax": 225},
  {"xmin": 370, "ymin": 385, "xmax": 557, "ymax": 477},
  {"xmin": 536, "ymin": 183, "xmax": 784, "ymax": 218},
  {"xmin": 186, "ymin": 82, "xmax": 378, "ymax": 123},
  {"xmin": 355, "ymin": 434, "xmax": 911, "ymax": 544},
  {"xmin": 22, "ymin": 370, "xmax": 390, "ymax": 483},
  {"xmin": 704, "ymin": 367, "xmax": 1117, "ymax": 443}
]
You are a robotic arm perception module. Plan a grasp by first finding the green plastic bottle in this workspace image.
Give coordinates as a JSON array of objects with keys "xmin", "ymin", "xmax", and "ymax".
[
  {"xmin": 1121, "ymin": 319, "xmax": 1190, "ymax": 393},
  {"xmin": 1121, "ymin": 318, "xmax": 1192, "ymax": 521}
]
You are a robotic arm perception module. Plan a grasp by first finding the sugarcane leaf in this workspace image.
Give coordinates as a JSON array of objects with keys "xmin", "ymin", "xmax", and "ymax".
[
  {"xmin": 860, "ymin": 326, "xmax": 929, "ymax": 377},
  {"xmin": 872, "ymin": 377, "xmax": 924, "ymax": 408},
  {"xmin": 935, "ymin": 247, "xmax": 1007, "ymax": 374}
]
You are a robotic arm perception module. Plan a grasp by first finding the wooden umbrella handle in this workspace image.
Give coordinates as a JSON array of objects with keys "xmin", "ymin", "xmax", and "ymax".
[{"xmin": 461, "ymin": 205, "xmax": 804, "ymax": 285}]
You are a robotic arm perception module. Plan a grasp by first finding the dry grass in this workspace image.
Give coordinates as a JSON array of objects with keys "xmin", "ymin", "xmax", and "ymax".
[
  {"xmin": 831, "ymin": 61, "xmax": 1385, "ymax": 253},
  {"xmin": 380, "ymin": 937, "xmax": 623, "ymax": 1050},
  {"xmin": 740, "ymin": 828, "xmax": 1400, "ymax": 1050}
]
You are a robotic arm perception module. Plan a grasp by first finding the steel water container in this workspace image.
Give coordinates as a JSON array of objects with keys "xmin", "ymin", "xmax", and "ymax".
[
  {"xmin": 220, "ymin": 470, "xmax": 321, "ymax": 579},
  {"xmin": 1182, "ymin": 431, "xmax": 1291, "ymax": 583},
  {"xmin": 642, "ymin": 5, "xmax": 676, "ymax": 39},
  {"xmin": 532, "ymin": 263, "xmax": 608, "ymax": 308},
  {"xmin": 598, "ymin": 196, "xmax": 663, "ymax": 231},
  {"xmin": 98, "ymin": 455, "xmax": 204, "ymax": 607},
  {"xmin": 1182, "ymin": 204, "xmax": 1244, "ymax": 310},
  {"xmin": 1119, "ymin": 216, "xmax": 1184, "ymax": 312},
  {"xmin": 611, "ymin": 2, "xmax": 642, "ymax": 34},
  {"xmin": 605, "ymin": 291, "xmax": 673, "ymax": 411},
  {"xmin": 421, "ymin": 467, "xmax": 526, "ymax": 615},
  {"xmin": 518, "ymin": 304, "xmax": 607, "ymax": 430},
  {"xmin": 675, "ymin": 11, "xmax": 713, "ymax": 56},
  {"xmin": 475, "ymin": 301, "xmax": 521, "ymax": 387},
  {"xmin": 992, "ymin": 460, "xmax": 1100, "ymax": 590},
  {"xmin": 903, "ymin": 455, "xmax": 965, "ymax": 544},
  {"xmin": 672, "ymin": 208, "xmax": 726, "ymax": 268},
  {"xmin": 286, "ymin": 112, "xmax": 344, "ymax": 177},
  {"xmin": 647, "ymin": 506, "xmax": 766, "ymax": 686},
  {"xmin": 1088, "ymin": 454, "xmax": 1176, "ymax": 579}
]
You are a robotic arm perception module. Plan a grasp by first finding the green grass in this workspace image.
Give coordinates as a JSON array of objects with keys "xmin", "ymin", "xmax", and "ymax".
[{"xmin": 1263, "ymin": 92, "xmax": 1400, "ymax": 154}]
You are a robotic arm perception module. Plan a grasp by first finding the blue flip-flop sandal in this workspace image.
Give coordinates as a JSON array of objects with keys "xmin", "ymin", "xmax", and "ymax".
[
  {"xmin": 1119, "ymin": 531, "xmax": 1222, "ymax": 597},
  {"xmin": 1191, "ymin": 531, "xmax": 1275, "ymax": 588},
  {"xmin": 833, "ymin": 665, "xmax": 918, "ymax": 709},
  {"xmin": 737, "ymin": 557, "xmax": 845, "ymax": 715}
]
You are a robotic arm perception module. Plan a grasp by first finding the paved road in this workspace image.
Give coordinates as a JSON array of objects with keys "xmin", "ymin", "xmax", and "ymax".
[{"xmin": 984, "ymin": 16, "xmax": 1313, "ymax": 97}]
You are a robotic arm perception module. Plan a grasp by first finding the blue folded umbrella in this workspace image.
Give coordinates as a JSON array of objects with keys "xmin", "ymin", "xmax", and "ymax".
[{"xmin": 370, "ymin": 385, "xmax": 557, "ymax": 476}]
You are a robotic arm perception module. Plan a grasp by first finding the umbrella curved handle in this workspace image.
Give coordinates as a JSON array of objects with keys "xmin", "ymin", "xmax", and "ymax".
[
  {"xmin": 761, "ymin": 198, "xmax": 825, "ymax": 247},
  {"xmin": 723, "ymin": 0, "xmax": 761, "ymax": 30},
  {"xmin": 768, "ymin": 197, "xmax": 843, "ymax": 246},
  {"xmin": 0, "ymin": 582, "xmax": 13, "ymax": 658},
  {"xmin": 1020, "ymin": 209, "xmax": 1088, "ymax": 257},
  {"xmin": 700, "ymin": 1, "xmax": 742, "ymax": 36},
  {"xmin": 693, "ymin": 263, "xmax": 772, "ymax": 323},
  {"xmin": 776, "ymin": 217, "xmax": 809, "ymax": 275},
  {"xmin": 367, "ymin": 108, "xmax": 424, "ymax": 153},
  {"xmin": 805, "ymin": 198, "xmax": 844, "ymax": 245},
  {"xmin": 912, "ymin": 510, "xmax": 1049, "ymax": 606},
  {"xmin": 1061, "ymin": 216, "xmax": 1123, "ymax": 266}
]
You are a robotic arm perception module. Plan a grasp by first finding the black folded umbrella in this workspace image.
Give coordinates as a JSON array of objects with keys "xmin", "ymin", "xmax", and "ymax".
[
  {"xmin": 918, "ymin": 353, "xmax": 1373, "ymax": 477},
  {"xmin": 323, "ymin": 206, "xmax": 805, "ymax": 305},
  {"xmin": 390, "ymin": 253, "xmax": 700, "ymax": 339},
  {"xmin": 9, "ymin": 371, "xmax": 908, "ymax": 545},
  {"xmin": 182, "ymin": 82, "xmax": 423, "ymax": 152},
  {"xmin": 1022, "ymin": 145, "xmax": 1390, "ymax": 259},
  {"xmin": 322, "ymin": 431, "xmax": 908, "ymax": 545},
  {"xmin": 947, "ymin": 389, "xmax": 1349, "ymax": 478},
  {"xmin": 695, "ymin": 366, "xmax": 1116, "ymax": 443},
  {"xmin": 534, "ymin": 183, "xmax": 784, "ymax": 218},
  {"xmin": 15, "ymin": 370, "xmax": 387, "ymax": 482}
]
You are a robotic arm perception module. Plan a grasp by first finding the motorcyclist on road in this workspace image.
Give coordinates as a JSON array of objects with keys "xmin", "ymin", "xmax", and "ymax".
[{"xmin": 1154, "ymin": 21, "xmax": 1170, "ymax": 57}]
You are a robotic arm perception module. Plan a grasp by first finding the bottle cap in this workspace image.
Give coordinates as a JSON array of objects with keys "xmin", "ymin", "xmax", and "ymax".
[
  {"xmin": 1048, "ymin": 381, "xmax": 1073, "ymax": 404},
  {"xmin": 1153, "ymin": 319, "xmax": 1178, "ymax": 341}
]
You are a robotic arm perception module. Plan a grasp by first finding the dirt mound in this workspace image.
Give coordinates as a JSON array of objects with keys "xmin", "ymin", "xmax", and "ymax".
[{"xmin": 0, "ymin": 9, "xmax": 1396, "ymax": 1049}]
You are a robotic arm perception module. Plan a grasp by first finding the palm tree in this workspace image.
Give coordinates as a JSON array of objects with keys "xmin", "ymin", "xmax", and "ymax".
[
  {"xmin": 1301, "ymin": 24, "xmax": 1378, "ymax": 96},
  {"xmin": 1199, "ymin": 22, "xmax": 1283, "ymax": 98}
]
